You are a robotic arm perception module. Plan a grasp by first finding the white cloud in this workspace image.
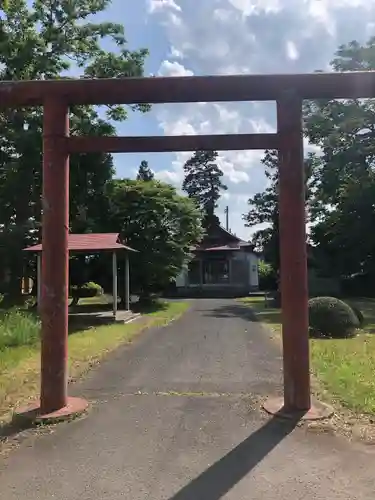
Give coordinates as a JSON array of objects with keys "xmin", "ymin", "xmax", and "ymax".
[
  {"xmin": 286, "ymin": 40, "xmax": 299, "ymax": 60},
  {"xmin": 249, "ymin": 118, "xmax": 275, "ymax": 134},
  {"xmin": 168, "ymin": 12, "xmax": 183, "ymax": 26},
  {"xmin": 169, "ymin": 46, "xmax": 183, "ymax": 59},
  {"xmin": 307, "ymin": 1, "xmax": 336, "ymax": 35},
  {"xmin": 217, "ymin": 156, "xmax": 251, "ymax": 184},
  {"xmin": 159, "ymin": 116, "xmax": 196, "ymax": 136},
  {"xmin": 213, "ymin": 8, "xmax": 234, "ymax": 22},
  {"xmin": 156, "ymin": 151, "xmax": 191, "ymax": 185},
  {"xmin": 148, "ymin": 0, "xmax": 181, "ymax": 13},
  {"xmin": 304, "ymin": 137, "xmax": 322, "ymax": 156},
  {"xmin": 158, "ymin": 60, "xmax": 194, "ymax": 77},
  {"xmin": 148, "ymin": 0, "xmax": 375, "ymax": 237},
  {"xmin": 307, "ymin": 0, "xmax": 373, "ymax": 36},
  {"xmin": 228, "ymin": 0, "xmax": 282, "ymax": 15},
  {"xmin": 157, "ymin": 169, "xmax": 184, "ymax": 184}
]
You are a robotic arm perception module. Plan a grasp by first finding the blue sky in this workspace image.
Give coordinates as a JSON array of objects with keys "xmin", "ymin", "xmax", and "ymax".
[
  {"xmin": 93, "ymin": 1, "xmax": 178, "ymax": 182},
  {"xmin": 91, "ymin": 0, "xmax": 375, "ymax": 238}
]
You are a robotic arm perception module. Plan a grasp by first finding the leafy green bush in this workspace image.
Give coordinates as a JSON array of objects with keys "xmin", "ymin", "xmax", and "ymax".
[
  {"xmin": 258, "ymin": 260, "xmax": 277, "ymax": 291},
  {"xmin": 308, "ymin": 296, "xmax": 359, "ymax": 338},
  {"xmin": 70, "ymin": 282, "xmax": 103, "ymax": 299},
  {"xmin": 0, "ymin": 309, "xmax": 40, "ymax": 350}
]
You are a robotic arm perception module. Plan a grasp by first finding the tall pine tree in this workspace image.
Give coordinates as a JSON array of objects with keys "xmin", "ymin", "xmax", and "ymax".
[
  {"xmin": 243, "ymin": 150, "xmax": 314, "ymax": 273},
  {"xmin": 136, "ymin": 160, "xmax": 154, "ymax": 181},
  {"xmin": 243, "ymin": 151, "xmax": 280, "ymax": 271},
  {"xmin": 182, "ymin": 150, "xmax": 227, "ymax": 228}
]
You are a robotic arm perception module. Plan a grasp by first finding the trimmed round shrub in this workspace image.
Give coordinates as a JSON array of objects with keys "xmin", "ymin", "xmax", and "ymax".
[
  {"xmin": 70, "ymin": 281, "xmax": 103, "ymax": 299},
  {"xmin": 347, "ymin": 303, "xmax": 364, "ymax": 327},
  {"xmin": 308, "ymin": 296, "xmax": 359, "ymax": 338}
]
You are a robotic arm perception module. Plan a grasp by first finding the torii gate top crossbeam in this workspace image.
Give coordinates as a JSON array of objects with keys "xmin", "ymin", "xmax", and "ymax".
[{"xmin": 1, "ymin": 71, "xmax": 375, "ymax": 107}]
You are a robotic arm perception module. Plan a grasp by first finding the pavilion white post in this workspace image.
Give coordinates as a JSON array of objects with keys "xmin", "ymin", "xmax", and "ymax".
[
  {"xmin": 112, "ymin": 251, "xmax": 118, "ymax": 319},
  {"xmin": 124, "ymin": 252, "xmax": 130, "ymax": 311},
  {"xmin": 37, "ymin": 253, "xmax": 42, "ymax": 312}
]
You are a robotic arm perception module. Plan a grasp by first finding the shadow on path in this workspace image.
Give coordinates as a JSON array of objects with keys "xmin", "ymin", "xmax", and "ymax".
[
  {"xmin": 0, "ymin": 419, "xmax": 35, "ymax": 445},
  {"xmin": 203, "ymin": 303, "xmax": 259, "ymax": 322},
  {"xmin": 168, "ymin": 415, "xmax": 299, "ymax": 500}
]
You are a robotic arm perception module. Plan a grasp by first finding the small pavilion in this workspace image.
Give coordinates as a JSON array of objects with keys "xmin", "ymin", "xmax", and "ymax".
[{"xmin": 24, "ymin": 233, "xmax": 137, "ymax": 319}]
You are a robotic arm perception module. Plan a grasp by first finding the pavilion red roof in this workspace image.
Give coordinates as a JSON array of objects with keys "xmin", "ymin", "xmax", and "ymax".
[{"xmin": 24, "ymin": 233, "xmax": 137, "ymax": 252}]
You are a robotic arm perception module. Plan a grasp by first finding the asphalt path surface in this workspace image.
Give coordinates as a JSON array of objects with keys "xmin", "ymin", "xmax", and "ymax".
[{"xmin": 1, "ymin": 299, "xmax": 375, "ymax": 499}]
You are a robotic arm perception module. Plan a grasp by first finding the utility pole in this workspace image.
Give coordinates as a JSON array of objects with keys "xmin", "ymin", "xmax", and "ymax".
[{"xmin": 224, "ymin": 206, "xmax": 229, "ymax": 231}]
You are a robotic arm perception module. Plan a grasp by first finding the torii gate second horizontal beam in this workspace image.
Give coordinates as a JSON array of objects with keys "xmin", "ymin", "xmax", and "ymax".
[{"xmin": 66, "ymin": 133, "xmax": 279, "ymax": 153}]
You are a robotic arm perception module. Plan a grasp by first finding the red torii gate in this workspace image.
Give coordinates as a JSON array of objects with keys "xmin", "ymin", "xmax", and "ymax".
[{"xmin": 2, "ymin": 72, "xmax": 374, "ymax": 421}]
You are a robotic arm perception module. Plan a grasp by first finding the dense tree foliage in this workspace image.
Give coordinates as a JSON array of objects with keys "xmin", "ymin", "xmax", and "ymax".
[
  {"xmin": 0, "ymin": 0, "xmax": 149, "ymax": 295},
  {"xmin": 304, "ymin": 37, "xmax": 375, "ymax": 282},
  {"xmin": 182, "ymin": 150, "xmax": 227, "ymax": 228},
  {"xmin": 105, "ymin": 179, "xmax": 203, "ymax": 297},
  {"xmin": 0, "ymin": 1, "xmax": 205, "ymax": 301},
  {"xmin": 243, "ymin": 151, "xmax": 279, "ymax": 270},
  {"xmin": 244, "ymin": 37, "xmax": 375, "ymax": 295}
]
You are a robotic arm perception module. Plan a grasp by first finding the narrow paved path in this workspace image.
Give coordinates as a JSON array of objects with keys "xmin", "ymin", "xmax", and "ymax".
[{"xmin": 1, "ymin": 299, "xmax": 375, "ymax": 499}]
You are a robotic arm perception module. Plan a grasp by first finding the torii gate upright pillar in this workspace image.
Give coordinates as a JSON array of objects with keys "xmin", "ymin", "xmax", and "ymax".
[
  {"xmin": 264, "ymin": 90, "xmax": 317, "ymax": 418},
  {"xmin": 40, "ymin": 97, "xmax": 70, "ymax": 414},
  {"xmin": 19, "ymin": 98, "xmax": 88, "ymax": 420},
  {"xmin": 277, "ymin": 91, "xmax": 311, "ymax": 412}
]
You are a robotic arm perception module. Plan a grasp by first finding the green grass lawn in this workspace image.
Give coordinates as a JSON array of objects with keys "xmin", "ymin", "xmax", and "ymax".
[
  {"xmin": 241, "ymin": 295, "xmax": 375, "ymax": 414},
  {"xmin": 0, "ymin": 300, "xmax": 189, "ymax": 424}
]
